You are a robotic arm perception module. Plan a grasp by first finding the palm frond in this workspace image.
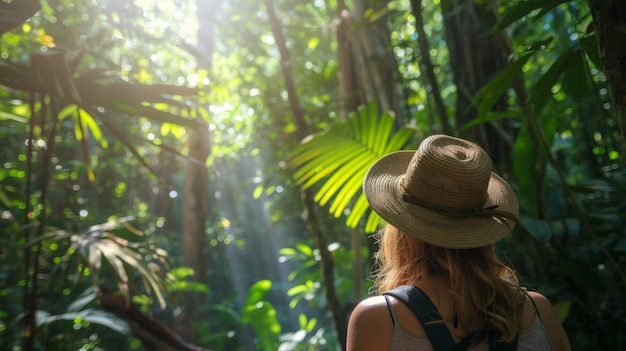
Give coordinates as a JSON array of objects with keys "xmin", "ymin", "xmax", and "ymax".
[
  {"xmin": 289, "ymin": 102, "xmax": 416, "ymax": 232},
  {"xmin": 45, "ymin": 217, "xmax": 172, "ymax": 309}
]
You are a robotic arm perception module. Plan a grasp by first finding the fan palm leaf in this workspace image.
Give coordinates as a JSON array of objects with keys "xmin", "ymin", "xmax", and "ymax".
[
  {"xmin": 289, "ymin": 102, "xmax": 416, "ymax": 233},
  {"xmin": 24, "ymin": 217, "xmax": 171, "ymax": 308}
]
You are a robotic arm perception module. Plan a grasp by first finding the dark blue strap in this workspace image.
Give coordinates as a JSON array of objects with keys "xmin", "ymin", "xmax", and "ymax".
[
  {"xmin": 383, "ymin": 284, "xmax": 456, "ymax": 350},
  {"xmin": 383, "ymin": 285, "xmax": 518, "ymax": 351}
]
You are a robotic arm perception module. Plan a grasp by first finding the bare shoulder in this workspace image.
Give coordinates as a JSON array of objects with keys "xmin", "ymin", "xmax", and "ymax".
[
  {"xmin": 527, "ymin": 291, "xmax": 572, "ymax": 351},
  {"xmin": 346, "ymin": 296, "xmax": 394, "ymax": 351},
  {"xmin": 527, "ymin": 291, "xmax": 554, "ymax": 312}
]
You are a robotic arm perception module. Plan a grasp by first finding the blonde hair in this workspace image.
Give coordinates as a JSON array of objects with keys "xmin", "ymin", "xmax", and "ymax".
[{"xmin": 372, "ymin": 225, "xmax": 525, "ymax": 343}]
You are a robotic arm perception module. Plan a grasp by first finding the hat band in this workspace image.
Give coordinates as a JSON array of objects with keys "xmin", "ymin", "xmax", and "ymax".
[{"xmin": 401, "ymin": 193, "xmax": 518, "ymax": 224}]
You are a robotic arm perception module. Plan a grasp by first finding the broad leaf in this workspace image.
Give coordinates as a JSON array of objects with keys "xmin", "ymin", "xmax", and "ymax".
[
  {"xmin": 241, "ymin": 280, "xmax": 281, "ymax": 350},
  {"xmin": 42, "ymin": 217, "xmax": 173, "ymax": 309},
  {"xmin": 528, "ymin": 45, "xmax": 579, "ymax": 113},
  {"xmin": 289, "ymin": 102, "xmax": 414, "ymax": 232},
  {"xmin": 470, "ymin": 50, "xmax": 536, "ymax": 118},
  {"xmin": 36, "ymin": 309, "xmax": 130, "ymax": 335},
  {"xmin": 492, "ymin": 0, "xmax": 570, "ymax": 32}
]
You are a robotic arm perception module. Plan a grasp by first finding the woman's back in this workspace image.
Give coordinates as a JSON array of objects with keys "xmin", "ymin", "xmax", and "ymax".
[
  {"xmin": 347, "ymin": 284, "xmax": 569, "ymax": 351},
  {"xmin": 384, "ymin": 283, "xmax": 553, "ymax": 350},
  {"xmin": 387, "ymin": 316, "xmax": 552, "ymax": 351}
]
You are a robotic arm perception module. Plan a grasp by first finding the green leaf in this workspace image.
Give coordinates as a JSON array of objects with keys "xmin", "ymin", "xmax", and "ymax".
[
  {"xmin": 552, "ymin": 300, "xmax": 571, "ymax": 323},
  {"xmin": 0, "ymin": 110, "xmax": 28, "ymax": 123},
  {"xmin": 241, "ymin": 280, "xmax": 281, "ymax": 351},
  {"xmin": 315, "ymin": 153, "xmax": 373, "ymax": 208},
  {"xmin": 286, "ymin": 260, "xmax": 318, "ymax": 281},
  {"xmin": 494, "ymin": 1, "xmax": 542, "ymax": 32},
  {"xmin": 460, "ymin": 109, "xmax": 523, "ymax": 131},
  {"xmin": 244, "ymin": 280, "xmax": 272, "ymax": 307},
  {"xmin": 278, "ymin": 247, "xmax": 298, "ymax": 257},
  {"xmin": 512, "ymin": 129, "xmax": 539, "ymax": 216},
  {"xmin": 296, "ymin": 243, "xmax": 314, "ymax": 257},
  {"xmin": 519, "ymin": 215, "xmax": 552, "ymax": 243},
  {"xmin": 168, "ymin": 281, "xmax": 210, "ymax": 293},
  {"xmin": 59, "ymin": 218, "xmax": 172, "ymax": 309},
  {"xmin": 289, "ymin": 101, "xmax": 414, "ymax": 231},
  {"xmin": 561, "ymin": 49, "xmax": 589, "ymax": 99},
  {"xmin": 528, "ymin": 46, "xmax": 577, "ymax": 113},
  {"xmin": 67, "ymin": 289, "xmax": 97, "ymax": 312},
  {"xmin": 299, "ymin": 313, "xmax": 307, "ymax": 329},
  {"xmin": 384, "ymin": 128, "xmax": 416, "ymax": 154},
  {"xmin": 209, "ymin": 304, "xmax": 241, "ymax": 324},
  {"xmin": 306, "ymin": 317, "xmax": 317, "ymax": 332},
  {"xmin": 365, "ymin": 211, "xmax": 384, "ymax": 233},
  {"xmin": 81, "ymin": 106, "xmax": 163, "ymax": 181},
  {"xmin": 0, "ymin": 187, "xmax": 11, "ymax": 208},
  {"xmin": 471, "ymin": 51, "xmax": 536, "ymax": 118},
  {"xmin": 287, "ymin": 284, "xmax": 309, "ymax": 296},
  {"xmin": 492, "ymin": 0, "xmax": 569, "ymax": 32},
  {"xmin": 78, "ymin": 108, "xmax": 107, "ymax": 148},
  {"xmin": 97, "ymin": 240, "xmax": 130, "ymax": 284},
  {"xmin": 579, "ymin": 34, "xmax": 600, "ymax": 69},
  {"xmin": 346, "ymin": 194, "xmax": 370, "ymax": 228},
  {"xmin": 253, "ymin": 185, "xmax": 264, "ymax": 199},
  {"xmin": 37, "ymin": 309, "xmax": 130, "ymax": 335},
  {"xmin": 168, "ymin": 266, "xmax": 195, "ymax": 279}
]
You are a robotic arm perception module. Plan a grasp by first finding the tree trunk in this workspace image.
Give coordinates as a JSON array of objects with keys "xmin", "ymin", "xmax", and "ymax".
[
  {"xmin": 264, "ymin": 0, "xmax": 347, "ymax": 347},
  {"xmin": 175, "ymin": 0, "xmax": 216, "ymax": 342},
  {"xmin": 177, "ymin": 127, "xmax": 210, "ymax": 343},
  {"xmin": 409, "ymin": 0, "xmax": 452, "ymax": 135},
  {"xmin": 336, "ymin": 0, "xmax": 403, "ymax": 314},
  {"xmin": 337, "ymin": 0, "xmax": 359, "ymax": 116},
  {"xmin": 587, "ymin": 0, "xmax": 626, "ymax": 150},
  {"xmin": 346, "ymin": 0, "xmax": 404, "ymax": 126},
  {"xmin": 441, "ymin": 0, "xmax": 513, "ymax": 166}
]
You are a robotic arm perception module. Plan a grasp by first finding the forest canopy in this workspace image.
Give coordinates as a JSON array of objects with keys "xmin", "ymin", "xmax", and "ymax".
[{"xmin": 0, "ymin": 0, "xmax": 624, "ymax": 350}]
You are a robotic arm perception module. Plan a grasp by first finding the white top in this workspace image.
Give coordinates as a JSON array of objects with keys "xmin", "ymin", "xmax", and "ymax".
[{"xmin": 386, "ymin": 298, "xmax": 554, "ymax": 350}]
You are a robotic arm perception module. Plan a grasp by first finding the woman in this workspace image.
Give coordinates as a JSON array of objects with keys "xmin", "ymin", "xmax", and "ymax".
[{"xmin": 347, "ymin": 134, "xmax": 570, "ymax": 351}]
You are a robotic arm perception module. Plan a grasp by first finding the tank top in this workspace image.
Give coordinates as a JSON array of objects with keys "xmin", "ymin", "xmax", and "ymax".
[{"xmin": 383, "ymin": 295, "xmax": 554, "ymax": 351}]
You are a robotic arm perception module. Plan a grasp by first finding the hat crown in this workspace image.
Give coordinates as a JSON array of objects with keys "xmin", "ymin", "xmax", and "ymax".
[
  {"xmin": 362, "ymin": 134, "xmax": 519, "ymax": 248},
  {"xmin": 402, "ymin": 135, "xmax": 492, "ymax": 210}
]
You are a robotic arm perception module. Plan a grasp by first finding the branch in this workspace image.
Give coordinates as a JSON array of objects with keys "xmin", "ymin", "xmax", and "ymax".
[{"xmin": 98, "ymin": 287, "xmax": 213, "ymax": 351}]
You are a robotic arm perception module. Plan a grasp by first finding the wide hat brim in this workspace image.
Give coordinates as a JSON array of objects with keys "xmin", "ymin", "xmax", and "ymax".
[{"xmin": 363, "ymin": 150, "xmax": 519, "ymax": 249}]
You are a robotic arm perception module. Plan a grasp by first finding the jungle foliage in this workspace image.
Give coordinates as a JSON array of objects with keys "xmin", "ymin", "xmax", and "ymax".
[{"xmin": 0, "ymin": 0, "xmax": 624, "ymax": 350}]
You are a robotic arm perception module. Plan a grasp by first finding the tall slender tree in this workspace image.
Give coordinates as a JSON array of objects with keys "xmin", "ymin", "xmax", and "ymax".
[
  {"xmin": 336, "ymin": 0, "xmax": 405, "ymax": 306},
  {"xmin": 341, "ymin": 0, "xmax": 403, "ymax": 125},
  {"xmin": 587, "ymin": 0, "xmax": 626, "ymax": 150},
  {"xmin": 263, "ymin": 0, "xmax": 347, "ymax": 347},
  {"xmin": 440, "ymin": 0, "xmax": 514, "ymax": 166},
  {"xmin": 175, "ymin": 0, "xmax": 217, "ymax": 342},
  {"xmin": 409, "ymin": 0, "xmax": 452, "ymax": 134}
]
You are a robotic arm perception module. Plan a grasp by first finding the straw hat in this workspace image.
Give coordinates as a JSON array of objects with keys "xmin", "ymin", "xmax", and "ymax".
[{"xmin": 363, "ymin": 134, "xmax": 519, "ymax": 249}]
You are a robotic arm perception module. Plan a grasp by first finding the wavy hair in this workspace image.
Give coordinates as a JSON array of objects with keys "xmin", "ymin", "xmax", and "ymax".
[{"xmin": 372, "ymin": 224, "xmax": 525, "ymax": 343}]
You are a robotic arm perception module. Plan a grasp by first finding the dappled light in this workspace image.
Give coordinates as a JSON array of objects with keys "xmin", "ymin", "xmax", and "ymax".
[{"xmin": 0, "ymin": 0, "xmax": 625, "ymax": 350}]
